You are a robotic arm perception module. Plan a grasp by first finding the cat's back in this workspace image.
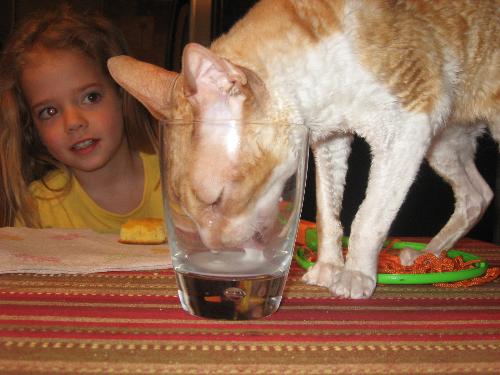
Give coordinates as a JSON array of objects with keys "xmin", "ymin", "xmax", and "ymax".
[
  {"xmin": 348, "ymin": 0, "xmax": 499, "ymax": 119},
  {"xmin": 212, "ymin": 0, "xmax": 498, "ymax": 123}
]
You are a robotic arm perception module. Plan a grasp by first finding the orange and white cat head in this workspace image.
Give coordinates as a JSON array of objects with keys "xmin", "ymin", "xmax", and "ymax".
[{"xmin": 108, "ymin": 43, "xmax": 305, "ymax": 250}]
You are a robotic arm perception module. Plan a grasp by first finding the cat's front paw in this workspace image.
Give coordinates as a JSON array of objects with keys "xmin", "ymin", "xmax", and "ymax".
[
  {"xmin": 399, "ymin": 247, "xmax": 423, "ymax": 266},
  {"xmin": 330, "ymin": 269, "xmax": 376, "ymax": 299},
  {"xmin": 302, "ymin": 261, "xmax": 342, "ymax": 288}
]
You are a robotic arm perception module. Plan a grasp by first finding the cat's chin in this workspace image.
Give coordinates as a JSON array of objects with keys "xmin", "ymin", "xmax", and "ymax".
[
  {"xmin": 200, "ymin": 228, "xmax": 268, "ymax": 253},
  {"xmin": 201, "ymin": 233, "xmax": 266, "ymax": 253},
  {"xmin": 241, "ymin": 235, "xmax": 266, "ymax": 252}
]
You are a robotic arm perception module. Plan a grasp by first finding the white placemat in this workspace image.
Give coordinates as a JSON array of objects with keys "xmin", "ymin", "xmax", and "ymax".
[{"xmin": 0, "ymin": 227, "xmax": 171, "ymax": 274}]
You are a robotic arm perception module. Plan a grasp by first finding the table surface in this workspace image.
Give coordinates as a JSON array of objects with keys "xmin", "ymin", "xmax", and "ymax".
[{"xmin": 1, "ymin": 236, "xmax": 499, "ymax": 374}]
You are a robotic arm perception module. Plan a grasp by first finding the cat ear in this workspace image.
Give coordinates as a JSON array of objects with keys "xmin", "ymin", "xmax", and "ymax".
[
  {"xmin": 107, "ymin": 55, "xmax": 179, "ymax": 120},
  {"xmin": 182, "ymin": 43, "xmax": 248, "ymax": 118}
]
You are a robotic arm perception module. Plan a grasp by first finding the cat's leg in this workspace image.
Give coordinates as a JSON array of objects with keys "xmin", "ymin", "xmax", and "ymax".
[
  {"xmin": 400, "ymin": 124, "xmax": 493, "ymax": 265},
  {"xmin": 332, "ymin": 121, "xmax": 431, "ymax": 298},
  {"xmin": 302, "ymin": 134, "xmax": 353, "ymax": 288}
]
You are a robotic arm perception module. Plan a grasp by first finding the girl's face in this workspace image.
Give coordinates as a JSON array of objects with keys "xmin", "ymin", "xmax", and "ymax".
[{"xmin": 20, "ymin": 47, "xmax": 127, "ymax": 174}]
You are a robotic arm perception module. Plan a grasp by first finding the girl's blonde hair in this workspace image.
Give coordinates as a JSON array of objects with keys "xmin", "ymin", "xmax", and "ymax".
[{"xmin": 0, "ymin": 6, "xmax": 158, "ymax": 227}]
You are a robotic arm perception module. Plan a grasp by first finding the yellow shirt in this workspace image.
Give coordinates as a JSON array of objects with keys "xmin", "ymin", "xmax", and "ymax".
[{"xmin": 25, "ymin": 152, "xmax": 164, "ymax": 233}]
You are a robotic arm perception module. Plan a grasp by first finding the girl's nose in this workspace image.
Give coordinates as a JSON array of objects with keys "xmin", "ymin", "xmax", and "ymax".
[{"xmin": 63, "ymin": 107, "xmax": 88, "ymax": 133}]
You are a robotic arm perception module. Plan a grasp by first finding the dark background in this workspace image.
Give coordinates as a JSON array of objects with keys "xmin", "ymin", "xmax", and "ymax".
[{"xmin": 1, "ymin": 0, "xmax": 498, "ymax": 244}]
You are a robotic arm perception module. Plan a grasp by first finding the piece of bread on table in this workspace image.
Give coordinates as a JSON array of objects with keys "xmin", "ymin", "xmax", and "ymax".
[{"xmin": 119, "ymin": 218, "xmax": 167, "ymax": 244}]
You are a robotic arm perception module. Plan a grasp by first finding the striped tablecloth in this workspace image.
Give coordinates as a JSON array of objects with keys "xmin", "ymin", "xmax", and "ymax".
[{"xmin": 1, "ymin": 237, "xmax": 499, "ymax": 374}]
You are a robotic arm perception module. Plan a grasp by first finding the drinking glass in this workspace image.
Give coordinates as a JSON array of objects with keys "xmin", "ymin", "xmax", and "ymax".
[{"xmin": 160, "ymin": 120, "xmax": 309, "ymax": 319}]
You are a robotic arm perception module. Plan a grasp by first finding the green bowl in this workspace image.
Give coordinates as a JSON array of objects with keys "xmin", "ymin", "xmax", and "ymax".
[{"xmin": 295, "ymin": 230, "xmax": 488, "ymax": 285}]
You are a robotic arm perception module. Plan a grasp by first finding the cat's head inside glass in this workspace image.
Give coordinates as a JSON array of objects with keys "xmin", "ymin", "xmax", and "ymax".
[{"xmin": 164, "ymin": 119, "xmax": 306, "ymax": 251}]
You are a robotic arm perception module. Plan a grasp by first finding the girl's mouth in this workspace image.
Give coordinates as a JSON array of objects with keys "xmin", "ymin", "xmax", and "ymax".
[{"xmin": 71, "ymin": 139, "xmax": 99, "ymax": 153}]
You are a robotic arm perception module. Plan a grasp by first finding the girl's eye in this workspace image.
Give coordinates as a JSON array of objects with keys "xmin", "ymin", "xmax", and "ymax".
[
  {"xmin": 39, "ymin": 107, "xmax": 58, "ymax": 120},
  {"xmin": 83, "ymin": 92, "xmax": 102, "ymax": 104}
]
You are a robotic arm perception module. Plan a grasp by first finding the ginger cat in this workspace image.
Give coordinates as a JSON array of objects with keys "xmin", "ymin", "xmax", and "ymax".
[{"xmin": 108, "ymin": 0, "xmax": 499, "ymax": 298}]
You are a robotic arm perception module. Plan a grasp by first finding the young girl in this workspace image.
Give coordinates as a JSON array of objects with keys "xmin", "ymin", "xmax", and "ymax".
[{"xmin": 0, "ymin": 7, "xmax": 164, "ymax": 232}]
